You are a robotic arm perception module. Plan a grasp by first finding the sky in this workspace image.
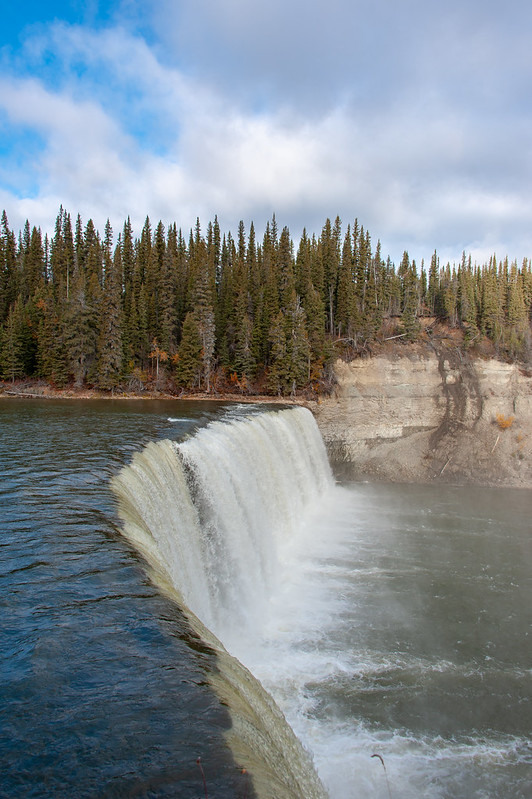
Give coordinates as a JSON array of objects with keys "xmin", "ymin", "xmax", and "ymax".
[{"xmin": 1, "ymin": 0, "xmax": 532, "ymax": 266}]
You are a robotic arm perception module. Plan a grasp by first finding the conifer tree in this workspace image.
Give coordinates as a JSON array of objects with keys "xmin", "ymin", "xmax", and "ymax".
[
  {"xmin": 175, "ymin": 311, "xmax": 202, "ymax": 387},
  {"xmin": 136, "ymin": 216, "xmax": 152, "ymax": 287},
  {"xmin": 504, "ymin": 264, "xmax": 530, "ymax": 358},
  {"xmin": 521, "ymin": 258, "xmax": 532, "ymax": 312},
  {"xmin": 0, "ymin": 212, "xmax": 18, "ymax": 322},
  {"xmin": 63, "ymin": 266, "xmax": 90, "ymax": 386},
  {"xmin": 260, "ymin": 220, "xmax": 281, "ymax": 346},
  {"xmin": 74, "ymin": 214, "xmax": 84, "ymax": 272},
  {"xmin": 267, "ymin": 310, "xmax": 288, "ymax": 394},
  {"xmin": 427, "ymin": 250, "xmax": 443, "ymax": 315},
  {"xmin": 36, "ymin": 289, "xmax": 68, "ymax": 386},
  {"xmin": 188, "ymin": 220, "xmax": 216, "ymax": 391},
  {"xmin": 196, "ymin": 296, "xmax": 216, "ymax": 392},
  {"xmin": 173, "ymin": 226, "xmax": 190, "ymax": 337},
  {"xmin": 246, "ymin": 222, "xmax": 259, "ymax": 306},
  {"xmin": 355, "ymin": 226, "xmax": 372, "ymax": 333},
  {"xmin": 372, "ymin": 241, "xmax": 386, "ymax": 329},
  {"xmin": 207, "ymin": 216, "xmax": 221, "ymax": 292},
  {"xmin": 159, "ymin": 235, "xmax": 178, "ymax": 356},
  {"xmin": 400, "ymin": 253, "xmax": 421, "ymax": 341},
  {"xmin": 96, "ymin": 233, "xmax": 123, "ymax": 390},
  {"xmin": 121, "ymin": 217, "xmax": 135, "ymax": 321},
  {"xmin": 128, "ymin": 283, "xmax": 149, "ymax": 369},
  {"xmin": 336, "ymin": 225, "xmax": 355, "ymax": 338},
  {"xmin": 285, "ymin": 296, "xmax": 311, "ymax": 392},
  {"xmin": 234, "ymin": 313, "xmax": 254, "ymax": 381},
  {"xmin": 278, "ymin": 226, "xmax": 296, "ymax": 310},
  {"xmin": 295, "ymin": 230, "xmax": 326, "ymax": 365},
  {"xmin": 20, "ymin": 226, "xmax": 46, "ymax": 301},
  {"xmin": 231, "ymin": 220, "xmax": 254, "ymax": 379},
  {"xmin": 50, "ymin": 209, "xmax": 75, "ymax": 301},
  {"xmin": 319, "ymin": 217, "xmax": 341, "ymax": 334},
  {"xmin": 65, "ymin": 219, "xmax": 103, "ymax": 384},
  {"xmin": 295, "ymin": 229, "xmax": 312, "ymax": 305},
  {"xmin": 0, "ymin": 298, "xmax": 26, "ymax": 381},
  {"xmin": 215, "ymin": 233, "xmax": 234, "ymax": 368},
  {"xmin": 480, "ymin": 257, "xmax": 505, "ymax": 349},
  {"xmin": 147, "ymin": 220, "xmax": 166, "ymax": 342},
  {"xmin": 456, "ymin": 254, "xmax": 477, "ymax": 343}
]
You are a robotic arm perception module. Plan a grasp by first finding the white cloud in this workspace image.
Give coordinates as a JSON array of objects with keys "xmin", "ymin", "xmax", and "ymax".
[{"xmin": 1, "ymin": 8, "xmax": 532, "ymax": 266}]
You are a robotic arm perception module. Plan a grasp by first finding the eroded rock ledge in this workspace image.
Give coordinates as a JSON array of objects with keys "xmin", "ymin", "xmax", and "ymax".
[{"xmin": 313, "ymin": 348, "xmax": 532, "ymax": 488}]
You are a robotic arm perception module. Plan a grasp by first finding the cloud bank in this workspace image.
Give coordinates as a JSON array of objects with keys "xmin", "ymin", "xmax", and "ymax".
[{"xmin": 1, "ymin": 0, "xmax": 532, "ymax": 264}]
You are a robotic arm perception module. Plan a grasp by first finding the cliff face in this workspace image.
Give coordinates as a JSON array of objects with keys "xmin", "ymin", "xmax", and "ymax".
[{"xmin": 313, "ymin": 348, "xmax": 532, "ymax": 488}]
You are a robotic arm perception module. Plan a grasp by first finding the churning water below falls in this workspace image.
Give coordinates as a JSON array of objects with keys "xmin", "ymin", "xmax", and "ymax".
[{"xmin": 1, "ymin": 400, "xmax": 531, "ymax": 798}]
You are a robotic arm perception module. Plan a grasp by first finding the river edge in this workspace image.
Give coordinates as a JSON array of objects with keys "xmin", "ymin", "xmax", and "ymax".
[
  {"xmin": 0, "ymin": 380, "xmax": 303, "ymax": 405},
  {"xmin": 3, "ymin": 353, "xmax": 531, "ymax": 491}
]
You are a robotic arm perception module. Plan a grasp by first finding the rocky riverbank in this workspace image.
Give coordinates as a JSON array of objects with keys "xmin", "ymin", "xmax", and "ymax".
[
  {"xmin": 3, "ymin": 345, "xmax": 531, "ymax": 489},
  {"xmin": 313, "ymin": 343, "xmax": 532, "ymax": 488}
]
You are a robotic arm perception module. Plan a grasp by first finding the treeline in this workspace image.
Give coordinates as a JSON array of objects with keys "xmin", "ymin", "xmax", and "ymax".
[{"xmin": 0, "ymin": 208, "xmax": 531, "ymax": 395}]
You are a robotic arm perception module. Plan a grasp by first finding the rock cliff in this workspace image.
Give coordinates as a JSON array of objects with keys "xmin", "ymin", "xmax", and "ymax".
[{"xmin": 313, "ymin": 345, "xmax": 532, "ymax": 488}]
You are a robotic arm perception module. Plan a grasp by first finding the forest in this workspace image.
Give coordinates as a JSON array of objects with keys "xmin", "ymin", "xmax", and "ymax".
[{"xmin": 0, "ymin": 208, "xmax": 531, "ymax": 396}]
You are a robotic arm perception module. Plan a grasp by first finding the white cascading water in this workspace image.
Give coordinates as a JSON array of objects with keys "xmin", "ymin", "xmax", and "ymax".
[
  {"xmin": 112, "ymin": 406, "xmax": 333, "ymax": 799},
  {"xmin": 113, "ymin": 407, "xmax": 531, "ymax": 799},
  {"xmin": 178, "ymin": 405, "xmax": 333, "ymax": 642}
]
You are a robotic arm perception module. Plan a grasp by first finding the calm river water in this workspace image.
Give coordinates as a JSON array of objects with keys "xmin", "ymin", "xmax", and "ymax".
[{"xmin": 1, "ymin": 399, "xmax": 530, "ymax": 798}]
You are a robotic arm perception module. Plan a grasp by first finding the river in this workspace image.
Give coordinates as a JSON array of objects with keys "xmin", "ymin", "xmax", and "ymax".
[{"xmin": 1, "ymin": 399, "xmax": 530, "ymax": 798}]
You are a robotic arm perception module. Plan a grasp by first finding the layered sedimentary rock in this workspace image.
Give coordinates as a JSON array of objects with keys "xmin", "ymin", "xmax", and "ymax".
[{"xmin": 313, "ymin": 348, "xmax": 532, "ymax": 487}]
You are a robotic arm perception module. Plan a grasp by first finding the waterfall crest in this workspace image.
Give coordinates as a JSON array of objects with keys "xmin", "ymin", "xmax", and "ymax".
[{"xmin": 111, "ymin": 406, "xmax": 332, "ymax": 799}]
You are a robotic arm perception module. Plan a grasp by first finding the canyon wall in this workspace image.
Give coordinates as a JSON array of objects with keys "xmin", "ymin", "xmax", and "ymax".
[{"xmin": 313, "ymin": 347, "xmax": 532, "ymax": 488}]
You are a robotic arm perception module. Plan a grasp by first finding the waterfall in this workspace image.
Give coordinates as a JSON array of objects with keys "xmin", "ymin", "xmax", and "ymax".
[{"xmin": 111, "ymin": 405, "xmax": 332, "ymax": 799}]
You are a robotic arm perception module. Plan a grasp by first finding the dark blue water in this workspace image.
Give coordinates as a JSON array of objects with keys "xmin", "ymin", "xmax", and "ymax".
[{"xmin": 0, "ymin": 399, "xmax": 255, "ymax": 799}]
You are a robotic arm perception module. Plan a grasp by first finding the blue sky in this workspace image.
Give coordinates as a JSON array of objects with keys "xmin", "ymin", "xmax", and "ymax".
[{"xmin": 1, "ymin": 0, "xmax": 532, "ymax": 265}]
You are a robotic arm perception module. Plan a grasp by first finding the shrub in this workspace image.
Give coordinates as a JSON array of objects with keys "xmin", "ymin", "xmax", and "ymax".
[{"xmin": 496, "ymin": 413, "xmax": 515, "ymax": 430}]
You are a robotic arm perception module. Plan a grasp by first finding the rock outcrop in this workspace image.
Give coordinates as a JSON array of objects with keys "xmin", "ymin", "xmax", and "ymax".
[{"xmin": 313, "ymin": 346, "xmax": 532, "ymax": 488}]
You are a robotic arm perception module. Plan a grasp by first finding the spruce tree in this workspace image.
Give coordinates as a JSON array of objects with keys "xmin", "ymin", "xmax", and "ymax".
[
  {"xmin": 96, "ymin": 235, "xmax": 123, "ymax": 390},
  {"xmin": 278, "ymin": 226, "xmax": 296, "ymax": 310},
  {"xmin": 458, "ymin": 256, "xmax": 478, "ymax": 346},
  {"xmin": 319, "ymin": 217, "xmax": 341, "ymax": 335},
  {"xmin": 336, "ymin": 225, "xmax": 355, "ymax": 338},
  {"xmin": 400, "ymin": 253, "xmax": 421, "ymax": 341},
  {"xmin": 21, "ymin": 226, "xmax": 46, "ymax": 301},
  {"xmin": 63, "ymin": 266, "xmax": 90, "ymax": 386},
  {"xmin": 175, "ymin": 311, "xmax": 202, "ymax": 387},
  {"xmin": 504, "ymin": 264, "xmax": 529, "ymax": 358},
  {"xmin": 480, "ymin": 257, "xmax": 505, "ymax": 350},
  {"xmin": 231, "ymin": 220, "xmax": 254, "ymax": 380},
  {"xmin": 0, "ymin": 299, "xmax": 26, "ymax": 381},
  {"xmin": 188, "ymin": 220, "xmax": 216, "ymax": 391},
  {"xmin": 158, "ymin": 235, "xmax": 178, "ymax": 356},
  {"xmin": 121, "ymin": 218, "xmax": 135, "ymax": 321},
  {"xmin": 427, "ymin": 250, "xmax": 442, "ymax": 315},
  {"xmin": 147, "ymin": 220, "xmax": 166, "ymax": 343},
  {"xmin": 36, "ymin": 289, "xmax": 68, "ymax": 386},
  {"xmin": 215, "ymin": 233, "xmax": 233, "ymax": 369},
  {"xmin": 0, "ymin": 212, "xmax": 18, "ymax": 322},
  {"xmin": 267, "ymin": 310, "xmax": 288, "ymax": 394},
  {"xmin": 285, "ymin": 296, "xmax": 311, "ymax": 392}
]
